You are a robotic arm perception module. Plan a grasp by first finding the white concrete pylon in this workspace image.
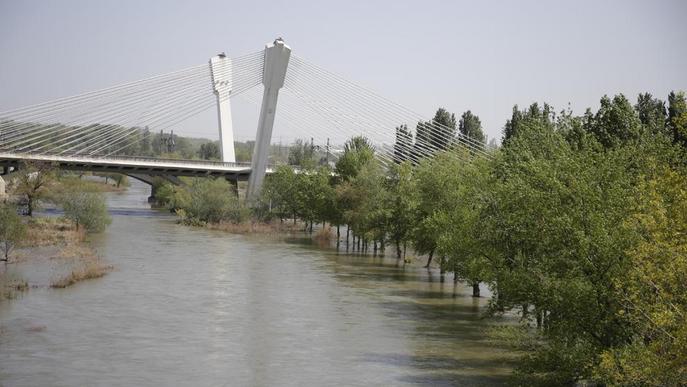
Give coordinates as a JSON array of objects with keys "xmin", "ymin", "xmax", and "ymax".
[
  {"xmin": 209, "ymin": 53, "xmax": 236, "ymax": 163},
  {"xmin": 246, "ymin": 38, "xmax": 291, "ymax": 200}
]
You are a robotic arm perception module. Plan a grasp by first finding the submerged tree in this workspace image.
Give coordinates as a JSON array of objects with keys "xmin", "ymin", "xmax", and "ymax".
[
  {"xmin": 0, "ymin": 204, "xmax": 25, "ymax": 261},
  {"xmin": 11, "ymin": 162, "xmax": 55, "ymax": 216},
  {"xmin": 62, "ymin": 191, "xmax": 112, "ymax": 233}
]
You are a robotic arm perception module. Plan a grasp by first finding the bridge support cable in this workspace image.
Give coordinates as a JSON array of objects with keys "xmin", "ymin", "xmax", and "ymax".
[
  {"xmin": 279, "ymin": 63, "xmax": 473, "ymax": 165},
  {"xmin": 283, "ymin": 55, "xmax": 492, "ymax": 164},
  {"xmin": 289, "ymin": 55, "xmax": 491, "ymax": 155},
  {"xmin": 0, "ymin": 56, "xmax": 260, "ymax": 154},
  {"xmin": 283, "ymin": 59, "xmax": 487, "ymax": 164},
  {"xmin": 0, "ymin": 51, "xmax": 264, "ymax": 157}
]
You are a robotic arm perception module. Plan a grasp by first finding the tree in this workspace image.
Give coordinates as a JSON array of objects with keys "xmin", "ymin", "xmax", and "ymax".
[
  {"xmin": 414, "ymin": 108, "xmax": 457, "ymax": 158},
  {"xmin": 0, "ymin": 204, "xmax": 25, "ymax": 261},
  {"xmin": 458, "ymin": 110, "xmax": 485, "ymax": 144},
  {"xmin": 298, "ymin": 166, "xmax": 334, "ymax": 231},
  {"xmin": 635, "ymin": 92, "xmax": 667, "ymax": 135},
  {"xmin": 386, "ymin": 162, "xmax": 417, "ymax": 258},
  {"xmin": 140, "ymin": 126, "xmax": 152, "ymax": 156},
  {"xmin": 62, "ymin": 191, "xmax": 111, "ymax": 232},
  {"xmin": 483, "ymin": 118, "xmax": 646, "ymax": 384},
  {"xmin": 173, "ymin": 178, "xmax": 247, "ymax": 224},
  {"xmin": 334, "ymin": 136, "xmax": 375, "ymax": 181},
  {"xmin": 337, "ymin": 160, "xmax": 389, "ymax": 249},
  {"xmin": 502, "ymin": 103, "xmax": 555, "ymax": 145},
  {"xmin": 393, "ymin": 124, "xmax": 413, "ymax": 163},
  {"xmin": 288, "ymin": 138, "xmax": 316, "ymax": 169},
  {"xmin": 431, "ymin": 153, "xmax": 492, "ymax": 296},
  {"xmin": 259, "ymin": 165, "xmax": 300, "ymax": 222},
  {"xmin": 112, "ymin": 174, "xmax": 128, "ymax": 188},
  {"xmin": 11, "ymin": 162, "xmax": 55, "ymax": 216},
  {"xmin": 198, "ymin": 141, "xmax": 221, "ymax": 160},
  {"xmin": 588, "ymin": 94, "xmax": 643, "ymax": 148},
  {"xmin": 596, "ymin": 166, "xmax": 687, "ymax": 385},
  {"xmin": 668, "ymin": 91, "xmax": 687, "ymax": 149}
]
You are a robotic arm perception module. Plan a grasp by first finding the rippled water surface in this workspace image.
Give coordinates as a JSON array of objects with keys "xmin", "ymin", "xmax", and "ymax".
[{"xmin": 0, "ymin": 180, "xmax": 515, "ymax": 386}]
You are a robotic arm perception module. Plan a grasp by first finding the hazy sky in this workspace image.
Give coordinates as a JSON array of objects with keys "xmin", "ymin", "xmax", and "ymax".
[{"xmin": 1, "ymin": 0, "xmax": 686, "ymax": 144}]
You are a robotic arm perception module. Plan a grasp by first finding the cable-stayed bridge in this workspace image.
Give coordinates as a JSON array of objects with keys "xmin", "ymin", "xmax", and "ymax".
[{"xmin": 0, "ymin": 38, "xmax": 491, "ymax": 199}]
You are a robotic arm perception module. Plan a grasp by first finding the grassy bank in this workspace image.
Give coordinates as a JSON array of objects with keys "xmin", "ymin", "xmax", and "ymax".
[{"xmin": 1, "ymin": 216, "xmax": 112, "ymax": 299}]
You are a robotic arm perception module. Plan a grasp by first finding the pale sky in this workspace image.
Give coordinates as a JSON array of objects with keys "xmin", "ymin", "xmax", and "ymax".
[{"xmin": 1, "ymin": 0, "xmax": 685, "ymax": 145}]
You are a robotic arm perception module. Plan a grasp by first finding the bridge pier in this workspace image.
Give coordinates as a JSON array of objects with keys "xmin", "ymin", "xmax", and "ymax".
[
  {"xmin": 246, "ymin": 38, "xmax": 291, "ymax": 201},
  {"xmin": 209, "ymin": 53, "xmax": 236, "ymax": 163}
]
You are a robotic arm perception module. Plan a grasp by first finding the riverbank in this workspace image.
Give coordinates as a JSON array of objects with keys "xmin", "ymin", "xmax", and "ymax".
[{"xmin": 0, "ymin": 216, "xmax": 111, "ymax": 300}]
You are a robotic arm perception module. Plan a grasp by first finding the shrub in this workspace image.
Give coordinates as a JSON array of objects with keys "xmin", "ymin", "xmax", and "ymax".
[
  {"xmin": 62, "ymin": 191, "xmax": 112, "ymax": 232},
  {"xmin": 0, "ymin": 204, "xmax": 26, "ymax": 261}
]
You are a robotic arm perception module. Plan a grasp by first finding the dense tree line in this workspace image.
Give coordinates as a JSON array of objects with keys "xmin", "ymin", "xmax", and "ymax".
[{"xmin": 252, "ymin": 92, "xmax": 687, "ymax": 385}]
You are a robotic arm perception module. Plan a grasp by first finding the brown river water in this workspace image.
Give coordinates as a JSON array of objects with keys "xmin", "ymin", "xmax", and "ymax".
[{"xmin": 0, "ymin": 179, "xmax": 515, "ymax": 386}]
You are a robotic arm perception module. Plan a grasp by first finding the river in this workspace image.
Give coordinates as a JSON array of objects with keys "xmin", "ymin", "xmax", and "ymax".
[{"xmin": 0, "ymin": 179, "xmax": 515, "ymax": 386}]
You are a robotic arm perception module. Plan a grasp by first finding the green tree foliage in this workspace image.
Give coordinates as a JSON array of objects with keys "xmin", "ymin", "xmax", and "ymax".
[
  {"xmin": 0, "ymin": 204, "xmax": 26, "ymax": 261},
  {"xmin": 588, "ymin": 94, "xmax": 643, "ymax": 148},
  {"xmin": 11, "ymin": 162, "xmax": 55, "ymax": 216},
  {"xmin": 414, "ymin": 108, "xmax": 457, "ymax": 157},
  {"xmin": 337, "ymin": 160, "xmax": 389, "ymax": 246},
  {"xmin": 668, "ymin": 91, "xmax": 687, "ymax": 149},
  {"xmin": 198, "ymin": 141, "xmax": 221, "ymax": 160},
  {"xmin": 287, "ymin": 138, "xmax": 316, "ymax": 168},
  {"xmin": 485, "ymin": 121, "xmax": 643, "ymax": 383},
  {"xmin": 595, "ymin": 166, "xmax": 687, "ymax": 385},
  {"xmin": 335, "ymin": 136, "xmax": 375, "ymax": 181},
  {"xmin": 386, "ymin": 162, "xmax": 417, "ymax": 258},
  {"xmin": 173, "ymin": 178, "xmax": 248, "ymax": 224},
  {"xmin": 502, "ymin": 103, "xmax": 554, "ymax": 145},
  {"xmin": 393, "ymin": 124, "xmax": 413, "ymax": 163},
  {"xmin": 259, "ymin": 166, "xmax": 300, "ymax": 221},
  {"xmin": 428, "ymin": 152, "xmax": 492, "ymax": 295},
  {"xmin": 62, "ymin": 191, "xmax": 112, "ymax": 232},
  {"xmin": 635, "ymin": 92, "xmax": 667, "ymax": 135},
  {"xmin": 458, "ymin": 110, "xmax": 486, "ymax": 144},
  {"xmin": 112, "ymin": 174, "xmax": 129, "ymax": 188}
]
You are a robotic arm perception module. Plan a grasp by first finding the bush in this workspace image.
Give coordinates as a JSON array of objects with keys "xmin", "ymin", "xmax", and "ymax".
[
  {"xmin": 62, "ymin": 191, "xmax": 112, "ymax": 233},
  {"xmin": 0, "ymin": 204, "xmax": 26, "ymax": 261},
  {"xmin": 174, "ymin": 178, "xmax": 247, "ymax": 224}
]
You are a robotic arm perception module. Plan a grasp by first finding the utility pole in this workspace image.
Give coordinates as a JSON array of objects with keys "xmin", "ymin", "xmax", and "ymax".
[{"xmin": 326, "ymin": 137, "xmax": 330, "ymax": 164}]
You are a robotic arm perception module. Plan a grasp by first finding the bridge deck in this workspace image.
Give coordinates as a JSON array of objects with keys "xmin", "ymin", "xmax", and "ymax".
[{"xmin": 0, "ymin": 152, "xmax": 267, "ymax": 180}]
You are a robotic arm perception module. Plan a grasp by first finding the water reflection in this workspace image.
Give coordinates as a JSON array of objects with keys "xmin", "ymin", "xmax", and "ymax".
[{"xmin": 0, "ymin": 179, "xmax": 515, "ymax": 386}]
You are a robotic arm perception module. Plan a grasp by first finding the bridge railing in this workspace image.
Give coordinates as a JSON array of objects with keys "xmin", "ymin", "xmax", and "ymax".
[{"xmin": 0, "ymin": 151, "xmax": 286, "ymax": 170}]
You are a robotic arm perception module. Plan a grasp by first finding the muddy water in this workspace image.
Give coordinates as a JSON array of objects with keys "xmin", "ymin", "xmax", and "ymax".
[{"xmin": 0, "ymin": 179, "xmax": 515, "ymax": 386}]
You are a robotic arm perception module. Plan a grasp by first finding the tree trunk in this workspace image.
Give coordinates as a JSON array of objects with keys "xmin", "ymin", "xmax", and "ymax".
[
  {"xmin": 424, "ymin": 250, "xmax": 434, "ymax": 268},
  {"xmin": 472, "ymin": 282, "xmax": 480, "ymax": 297},
  {"xmin": 396, "ymin": 239, "xmax": 401, "ymax": 259},
  {"xmin": 27, "ymin": 199, "xmax": 34, "ymax": 216},
  {"xmin": 337, "ymin": 225, "xmax": 340, "ymax": 240}
]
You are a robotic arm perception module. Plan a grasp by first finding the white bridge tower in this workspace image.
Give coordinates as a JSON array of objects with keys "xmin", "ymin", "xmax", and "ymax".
[
  {"xmin": 210, "ymin": 38, "xmax": 291, "ymax": 199},
  {"xmin": 209, "ymin": 53, "xmax": 236, "ymax": 163},
  {"xmin": 246, "ymin": 38, "xmax": 291, "ymax": 200}
]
